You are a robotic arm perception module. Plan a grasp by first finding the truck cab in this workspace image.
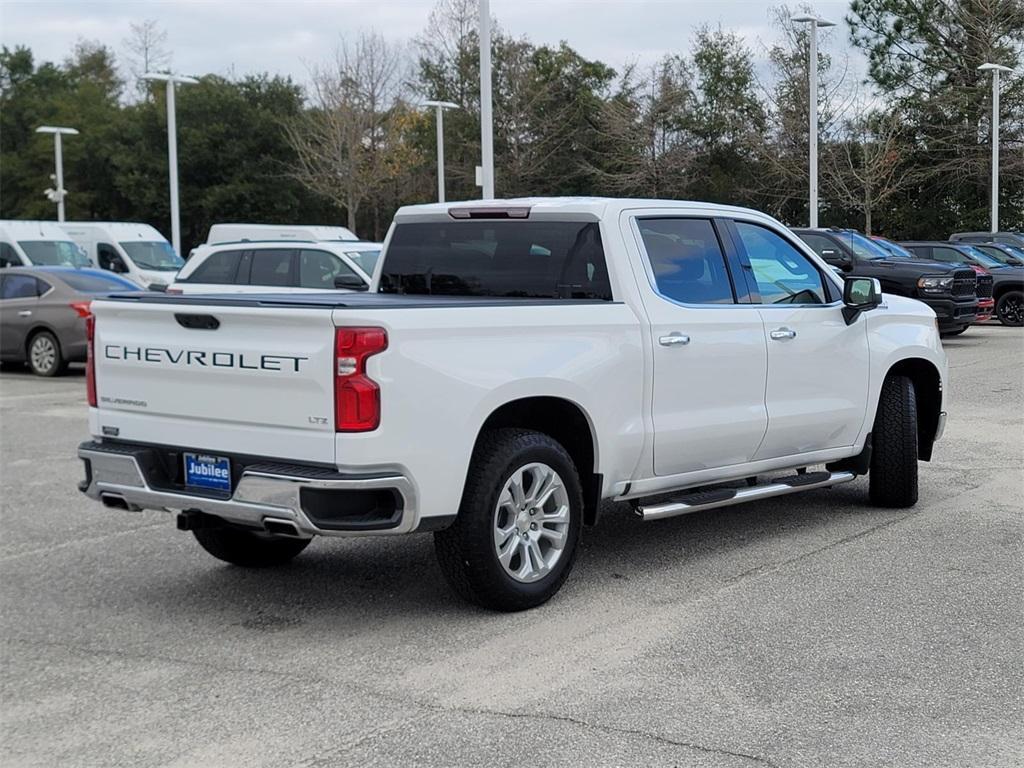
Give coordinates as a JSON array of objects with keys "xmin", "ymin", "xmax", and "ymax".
[
  {"xmin": 792, "ymin": 228, "xmax": 979, "ymax": 335},
  {"xmin": 60, "ymin": 222, "xmax": 183, "ymax": 290}
]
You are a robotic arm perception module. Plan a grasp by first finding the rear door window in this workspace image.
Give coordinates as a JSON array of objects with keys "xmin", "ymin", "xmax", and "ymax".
[
  {"xmin": 249, "ymin": 249, "xmax": 295, "ymax": 287},
  {"xmin": 298, "ymin": 249, "xmax": 360, "ymax": 289},
  {"xmin": 1, "ymin": 274, "xmax": 41, "ymax": 299},
  {"xmin": 186, "ymin": 250, "xmax": 244, "ymax": 284},
  {"xmin": 637, "ymin": 218, "xmax": 735, "ymax": 304},
  {"xmin": 380, "ymin": 220, "xmax": 612, "ymax": 300}
]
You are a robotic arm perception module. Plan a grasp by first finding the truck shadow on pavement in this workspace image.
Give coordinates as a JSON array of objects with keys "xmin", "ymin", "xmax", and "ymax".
[{"xmin": 143, "ymin": 480, "xmax": 891, "ymax": 624}]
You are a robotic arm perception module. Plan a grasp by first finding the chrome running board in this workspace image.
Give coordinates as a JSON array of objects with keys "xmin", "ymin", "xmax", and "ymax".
[{"xmin": 635, "ymin": 470, "xmax": 857, "ymax": 522}]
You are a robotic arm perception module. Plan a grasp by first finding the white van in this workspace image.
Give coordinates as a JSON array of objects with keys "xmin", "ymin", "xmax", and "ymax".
[
  {"xmin": 0, "ymin": 220, "xmax": 91, "ymax": 268},
  {"xmin": 60, "ymin": 222, "xmax": 183, "ymax": 290},
  {"xmin": 205, "ymin": 223, "xmax": 359, "ymax": 245}
]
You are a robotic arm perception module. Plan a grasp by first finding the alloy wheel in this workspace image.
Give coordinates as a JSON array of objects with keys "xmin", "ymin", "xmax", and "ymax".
[{"xmin": 492, "ymin": 462, "xmax": 571, "ymax": 583}]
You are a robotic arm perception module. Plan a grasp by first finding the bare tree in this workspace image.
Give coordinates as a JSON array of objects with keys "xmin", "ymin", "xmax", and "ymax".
[
  {"xmin": 755, "ymin": 5, "xmax": 853, "ymax": 220},
  {"xmin": 822, "ymin": 106, "xmax": 917, "ymax": 234},
  {"xmin": 122, "ymin": 20, "xmax": 171, "ymax": 99},
  {"xmin": 589, "ymin": 57, "xmax": 696, "ymax": 197},
  {"xmin": 286, "ymin": 32, "xmax": 411, "ymax": 233}
]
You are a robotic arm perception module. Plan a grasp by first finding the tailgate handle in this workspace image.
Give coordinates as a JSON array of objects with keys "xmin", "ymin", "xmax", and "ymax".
[{"xmin": 175, "ymin": 313, "xmax": 220, "ymax": 330}]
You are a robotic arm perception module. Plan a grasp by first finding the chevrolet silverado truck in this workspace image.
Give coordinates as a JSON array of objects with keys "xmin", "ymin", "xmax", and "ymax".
[
  {"xmin": 792, "ymin": 228, "xmax": 980, "ymax": 335},
  {"xmin": 78, "ymin": 199, "xmax": 948, "ymax": 611}
]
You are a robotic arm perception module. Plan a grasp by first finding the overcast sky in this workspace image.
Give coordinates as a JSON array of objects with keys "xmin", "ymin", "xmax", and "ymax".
[{"xmin": 1, "ymin": 0, "xmax": 861, "ymax": 87}]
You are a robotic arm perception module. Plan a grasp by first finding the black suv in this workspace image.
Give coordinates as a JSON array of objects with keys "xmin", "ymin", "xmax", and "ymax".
[
  {"xmin": 902, "ymin": 241, "xmax": 1024, "ymax": 327},
  {"xmin": 792, "ymin": 228, "xmax": 979, "ymax": 334}
]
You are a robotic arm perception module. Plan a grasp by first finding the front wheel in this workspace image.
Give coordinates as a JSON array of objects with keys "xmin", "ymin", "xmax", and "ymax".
[
  {"xmin": 868, "ymin": 375, "xmax": 919, "ymax": 508},
  {"xmin": 434, "ymin": 428, "xmax": 583, "ymax": 611},
  {"xmin": 996, "ymin": 291, "xmax": 1023, "ymax": 327},
  {"xmin": 193, "ymin": 524, "xmax": 311, "ymax": 567}
]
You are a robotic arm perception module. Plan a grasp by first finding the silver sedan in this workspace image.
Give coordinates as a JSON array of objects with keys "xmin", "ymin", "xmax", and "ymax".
[{"xmin": 0, "ymin": 266, "xmax": 139, "ymax": 376}]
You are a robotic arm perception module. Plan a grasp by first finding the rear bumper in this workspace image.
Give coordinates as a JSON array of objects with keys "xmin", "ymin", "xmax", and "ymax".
[{"xmin": 77, "ymin": 440, "xmax": 424, "ymax": 537}]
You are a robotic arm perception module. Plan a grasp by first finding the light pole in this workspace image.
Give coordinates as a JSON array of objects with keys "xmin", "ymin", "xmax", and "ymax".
[
  {"xmin": 143, "ymin": 72, "xmax": 198, "ymax": 256},
  {"xmin": 35, "ymin": 126, "xmax": 79, "ymax": 222},
  {"xmin": 423, "ymin": 100, "xmax": 459, "ymax": 202},
  {"xmin": 793, "ymin": 15, "xmax": 835, "ymax": 228},
  {"xmin": 978, "ymin": 63, "xmax": 1014, "ymax": 233},
  {"xmin": 479, "ymin": 0, "xmax": 495, "ymax": 199}
]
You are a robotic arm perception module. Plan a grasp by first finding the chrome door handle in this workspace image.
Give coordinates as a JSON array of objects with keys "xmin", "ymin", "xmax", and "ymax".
[
  {"xmin": 659, "ymin": 333, "xmax": 690, "ymax": 347},
  {"xmin": 770, "ymin": 327, "xmax": 797, "ymax": 340},
  {"xmin": 17, "ymin": 310, "xmax": 32, "ymax": 317}
]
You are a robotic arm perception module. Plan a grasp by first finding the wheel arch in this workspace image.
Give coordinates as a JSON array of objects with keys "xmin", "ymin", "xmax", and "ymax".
[
  {"xmin": 884, "ymin": 357, "xmax": 942, "ymax": 461},
  {"xmin": 471, "ymin": 396, "xmax": 602, "ymax": 526}
]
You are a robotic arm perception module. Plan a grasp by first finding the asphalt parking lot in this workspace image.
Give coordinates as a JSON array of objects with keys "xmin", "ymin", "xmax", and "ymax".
[{"xmin": 1, "ymin": 324, "xmax": 1021, "ymax": 768}]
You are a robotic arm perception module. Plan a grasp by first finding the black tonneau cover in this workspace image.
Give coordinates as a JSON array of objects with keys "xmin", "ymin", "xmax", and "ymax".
[{"xmin": 100, "ymin": 292, "xmax": 614, "ymax": 310}]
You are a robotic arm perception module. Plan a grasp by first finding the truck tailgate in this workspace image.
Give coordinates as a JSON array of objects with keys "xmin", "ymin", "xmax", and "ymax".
[{"xmin": 90, "ymin": 298, "xmax": 337, "ymax": 463}]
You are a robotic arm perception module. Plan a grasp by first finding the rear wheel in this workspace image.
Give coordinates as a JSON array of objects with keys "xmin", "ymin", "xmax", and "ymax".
[
  {"xmin": 193, "ymin": 524, "xmax": 311, "ymax": 567},
  {"xmin": 868, "ymin": 375, "xmax": 919, "ymax": 508},
  {"xmin": 996, "ymin": 291, "xmax": 1023, "ymax": 327},
  {"xmin": 27, "ymin": 331, "xmax": 66, "ymax": 377},
  {"xmin": 434, "ymin": 428, "xmax": 583, "ymax": 611}
]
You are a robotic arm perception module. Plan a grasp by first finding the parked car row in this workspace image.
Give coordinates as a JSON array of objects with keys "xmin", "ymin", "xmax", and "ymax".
[
  {"xmin": 1, "ymin": 215, "xmax": 1020, "ymax": 378},
  {"xmin": 0, "ymin": 219, "xmax": 381, "ymax": 376},
  {"xmin": 793, "ymin": 227, "xmax": 1023, "ymax": 332}
]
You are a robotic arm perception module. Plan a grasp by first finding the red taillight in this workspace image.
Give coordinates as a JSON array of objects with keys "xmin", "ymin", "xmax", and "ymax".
[
  {"xmin": 334, "ymin": 327, "xmax": 387, "ymax": 432},
  {"xmin": 86, "ymin": 315, "xmax": 97, "ymax": 407},
  {"xmin": 70, "ymin": 300, "xmax": 92, "ymax": 318}
]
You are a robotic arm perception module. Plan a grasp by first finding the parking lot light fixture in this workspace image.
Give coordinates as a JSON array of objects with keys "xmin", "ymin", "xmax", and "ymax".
[
  {"xmin": 423, "ymin": 101, "xmax": 460, "ymax": 203},
  {"xmin": 978, "ymin": 63, "xmax": 1014, "ymax": 233},
  {"xmin": 35, "ymin": 126, "xmax": 79, "ymax": 222},
  {"xmin": 793, "ymin": 15, "xmax": 835, "ymax": 228},
  {"xmin": 142, "ymin": 72, "xmax": 199, "ymax": 256}
]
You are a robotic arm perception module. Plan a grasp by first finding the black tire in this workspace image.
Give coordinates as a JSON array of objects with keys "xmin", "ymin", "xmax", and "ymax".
[
  {"xmin": 26, "ymin": 331, "xmax": 66, "ymax": 377},
  {"xmin": 996, "ymin": 290, "xmax": 1023, "ymax": 327},
  {"xmin": 868, "ymin": 375, "xmax": 919, "ymax": 508},
  {"xmin": 434, "ymin": 428, "xmax": 584, "ymax": 612},
  {"xmin": 193, "ymin": 524, "xmax": 311, "ymax": 567}
]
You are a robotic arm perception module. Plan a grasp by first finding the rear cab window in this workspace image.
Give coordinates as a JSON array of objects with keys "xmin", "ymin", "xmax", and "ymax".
[{"xmin": 380, "ymin": 220, "xmax": 612, "ymax": 300}]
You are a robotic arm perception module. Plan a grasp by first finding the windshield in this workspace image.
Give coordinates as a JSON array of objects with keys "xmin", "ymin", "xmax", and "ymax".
[
  {"xmin": 344, "ymin": 249, "xmax": 380, "ymax": 274},
  {"xmin": 18, "ymin": 240, "xmax": 90, "ymax": 267},
  {"xmin": 841, "ymin": 232, "xmax": 890, "ymax": 260},
  {"xmin": 961, "ymin": 246, "xmax": 1005, "ymax": 269},
  {"xmin": 876, "ymin": 239, "xmax": 914, "ymax": 258},
  {"xmin": 119, "ymin": 241, "xmax": 184, "ymax": 271}
]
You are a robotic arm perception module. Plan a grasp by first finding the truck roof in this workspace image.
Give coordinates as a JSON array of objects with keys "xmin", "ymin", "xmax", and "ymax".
[{"xmin": 395, "ymin": 197, "xmax": 773, "ymax": 222}]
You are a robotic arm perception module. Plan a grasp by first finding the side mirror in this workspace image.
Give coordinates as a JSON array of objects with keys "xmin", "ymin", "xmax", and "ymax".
[
  {"xmin": 333, "ymin": 274, "xmax": 369, "ymax": 292},
  {"xmin": 842, "ymin": 276, "xmax": 882, "ymax": 325}
]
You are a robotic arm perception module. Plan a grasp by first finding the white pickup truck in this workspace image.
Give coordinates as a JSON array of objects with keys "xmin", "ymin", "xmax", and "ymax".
[{"xmin": 78, "ymin": 198, "xmax": 948, "ymax": 610}]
